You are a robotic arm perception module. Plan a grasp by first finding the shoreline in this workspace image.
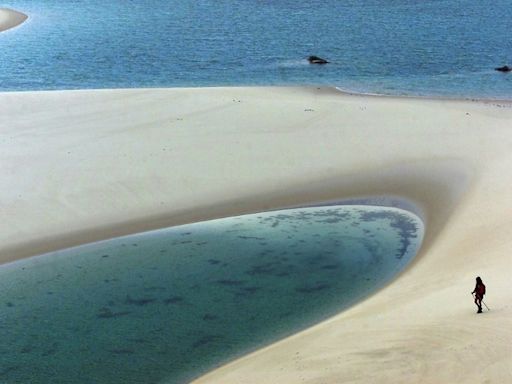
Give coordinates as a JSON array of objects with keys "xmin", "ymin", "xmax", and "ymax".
[
  {"xmin": 334, "ymin": 86, "xmax": 512, "ymax": 105},
  {"xmin": 0, "ymin": 8, "xmax": 28, "ymax": 32},
  {"xmin": 2, "ymin": 86, "xmax": 512, "ymax": 383},
  {"xmin": 3, "ymin": 85, "xmax": 512, "ymax": 104},
  {"xmin": 0, "ymin": 195, "xmax": 424, "ymax": 269}
]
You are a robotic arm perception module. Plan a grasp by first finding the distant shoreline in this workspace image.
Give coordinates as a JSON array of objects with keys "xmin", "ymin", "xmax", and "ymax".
[
  {"xmin": 2, "ymin": 85, "xmax": 512, "ymax": 105},
  {"xmin": 0, "ymin": 8, "xmax": 28, "ymax": 32}
]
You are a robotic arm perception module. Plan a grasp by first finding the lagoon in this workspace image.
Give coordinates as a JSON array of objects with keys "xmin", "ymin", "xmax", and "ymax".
[{"xmin": 0, "ymin": 205, "xmax": 423, "ymax": 383}]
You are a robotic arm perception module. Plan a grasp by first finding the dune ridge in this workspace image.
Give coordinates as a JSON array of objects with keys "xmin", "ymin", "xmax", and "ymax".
[{"xmin": 1, "ymin": 87, "xmax": 511, "ymax": 383}]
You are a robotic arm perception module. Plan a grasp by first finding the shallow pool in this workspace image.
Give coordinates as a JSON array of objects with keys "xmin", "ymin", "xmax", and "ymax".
[{"xmin": 0, "ymin": 205, "xmax": 423, "ymax": 383}]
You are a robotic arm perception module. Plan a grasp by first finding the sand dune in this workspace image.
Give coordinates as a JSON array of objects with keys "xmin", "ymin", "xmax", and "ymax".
[
  {"xmin": 0, "ymin": 8, "xmax": 27, "ymax": 32},
  {"xmin": 1, "ymin": 87, "xmax": 511, "ymax": 382}
]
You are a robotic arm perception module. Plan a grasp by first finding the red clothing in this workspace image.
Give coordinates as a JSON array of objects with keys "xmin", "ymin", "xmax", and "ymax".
[{"xmin": 474, "ymin": 283, "xmax": 486, "ymax": 298}]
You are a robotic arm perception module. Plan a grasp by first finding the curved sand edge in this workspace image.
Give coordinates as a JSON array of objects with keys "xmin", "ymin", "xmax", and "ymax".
[
  {"xmin": 0, "ymin": 87, "xmax": 478, "ymax": 264},
  {"xmin": 0, "ymin": 8, "xmax": 28, "ymax": 33},
  {"xmin": 1, "ymin": 87, "xmax": 512, "ymax": 383}
]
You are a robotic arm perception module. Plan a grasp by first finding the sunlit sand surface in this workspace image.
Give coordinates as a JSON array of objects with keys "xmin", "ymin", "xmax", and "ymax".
[{"xmin": 1, "ymin": 87, "xmax": 511, "ymax": 383}]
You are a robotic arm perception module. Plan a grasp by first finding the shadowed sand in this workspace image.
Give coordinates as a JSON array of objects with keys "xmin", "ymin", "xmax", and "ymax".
[
  {"xmin": 1, "ymin": 87, "xmax": 512, "ymax": 383},
  {"xmin": 0, "ymin": 8, "xmax": 27, "ymax": 32}
]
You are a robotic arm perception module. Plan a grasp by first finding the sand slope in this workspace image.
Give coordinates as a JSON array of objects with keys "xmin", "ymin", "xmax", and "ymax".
[
  {"xmin": 0, "ymin": 8, "xmax": 27, "ymax": 32},
  {"xmin": 1, "ymin": 87, "xmax": 512, "ymax": 382}
]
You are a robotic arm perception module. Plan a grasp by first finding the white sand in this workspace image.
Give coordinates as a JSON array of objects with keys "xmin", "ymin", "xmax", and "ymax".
[
  {"xmin": 0, "ymin": 8, "xmax": 27, "ymax": 32},
  {"xmin": 1, "ymin": 87, "xmax": 512, "ymax": 382}
]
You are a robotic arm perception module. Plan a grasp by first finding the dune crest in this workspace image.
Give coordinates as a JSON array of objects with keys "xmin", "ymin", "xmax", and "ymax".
[{"xmin": 1, "ymin": 87, "xmax": 512, "ymax": 383}]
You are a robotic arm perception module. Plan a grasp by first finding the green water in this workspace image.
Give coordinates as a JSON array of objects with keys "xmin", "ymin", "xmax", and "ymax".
[{"xmin": 0, "ymin": 205, "xmax": 423, "ymax": 383}]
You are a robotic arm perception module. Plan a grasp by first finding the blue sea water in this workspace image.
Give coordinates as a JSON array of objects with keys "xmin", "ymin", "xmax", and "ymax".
[
  {"xmin": 1, "ymin": 0, "xmax": 511, "ymax": 98},
  {"xmin": 0, "ymin": 205, "xmax": 423, "ymax": 383}
]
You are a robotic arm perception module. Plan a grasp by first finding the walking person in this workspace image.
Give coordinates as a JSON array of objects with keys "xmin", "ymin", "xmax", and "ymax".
[{"xmin": 471, "ymin": 276, "xmax": 486, "ymax": 313}]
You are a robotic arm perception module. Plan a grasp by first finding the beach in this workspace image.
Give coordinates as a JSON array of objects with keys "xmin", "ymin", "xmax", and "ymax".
[
  {"xmin": 1, "ymin": 86, "xmax": 512, "ymax": 382},
  {"xmin": 0, "ymin": 8, "xmax": 27, "ymax": 32}
]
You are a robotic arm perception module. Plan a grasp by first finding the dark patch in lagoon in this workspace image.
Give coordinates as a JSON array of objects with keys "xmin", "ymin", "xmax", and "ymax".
[
  {"xmin": 306, "ymin": 254, "xmax": 328, "ymax": 264},
  {"xmin": 125, "ymin": 295, "xmax": 156, "ymax": 306},
  {"xmin": 109, "ymin": 348, "xmax": 135, "ymax": 355},
  {"xmin": 0, "ymin": 366, "xmax": 20, "ymax": 377},
  {"xmin": 359, "ymin": 210, "xmax": 419, "ymax": 259},
  {"xmin": 192, "ymin": 335, "xmax": 222, "ymax": 349},
  {"xmin": 321, "ymin": 264, "xmax": 339, "ymax": 270},
  {"xmin": 144, "ymin": 286, "xmax": 166, "ymax": 292},
  {"xmin": 245, "ymin": 262, "xmax": 279, "ymax": 276},
  {"xmin": 242, "ymin": 286, "xmax": 261, "ymax": 294},
  {"xmin": 279, "ymin": 311, "xmax": 293, "ymax": 319},
  {"xmin": 0, "ymin": 204, "xmax": 423, "ymax": 384},
  {"xmin": 163, "ymin": 296, "xmax": 185, "ymax": 305},
  {"xmin": 316, "ymin": 217, "xmax": 347, "ymax": 224},
  {"xmin": 216, "ymin": 279, "xmax": 245, "ymax": 286},
  {"xmin": 235, "ymin": 286, "xmax": 264, "ymax": 298},
  {"xmin": 96, "ymin": 307, "xmax": 132, "ymax": 319},
  {"xmin": 42, "ymin": 343, "xmax": 59, "ymax": 357},
  {"xmin": 238, "ymin": 235, "xmax": 265, "ymax": 241},
  {"xmin": 20, "ymin": 345, "xmax": 33, "ymax": 354},
  {"xmin": 295, "ymin": 283, "xmax": 331, "ymax": 293}
]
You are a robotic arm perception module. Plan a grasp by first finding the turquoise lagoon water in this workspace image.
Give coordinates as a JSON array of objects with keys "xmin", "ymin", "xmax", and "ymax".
[
  {"xmin": 1, "ymin": 0, "xmax": 511, "ymax": 98},
  {"xmin": 0, "ymin": 205, "xmax": 423, "ymax": 383}
]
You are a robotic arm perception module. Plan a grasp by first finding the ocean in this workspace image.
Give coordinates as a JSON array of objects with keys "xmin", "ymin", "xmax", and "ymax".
[
  {"xmin": 1, "ymin": 0, "xmax": 511, "ymax": 98},
  {"xmin": 0, "ymin": 205, "xmax": 423, "ymax": 383}
]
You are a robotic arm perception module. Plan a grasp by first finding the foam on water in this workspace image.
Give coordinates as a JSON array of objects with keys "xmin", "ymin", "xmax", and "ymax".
[{"xmin": 0, "ymin": 205, "xmax": 423, "ymax": 383}]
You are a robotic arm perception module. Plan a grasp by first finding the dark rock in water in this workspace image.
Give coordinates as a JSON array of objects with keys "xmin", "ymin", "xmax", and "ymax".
[
  {"xmin": 308, "ymin": 55, "xmax": 329, "ymax": 64},
  {"xmin": 495, "ymin": 65, "xmax": 511, "ymax": 72}
]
